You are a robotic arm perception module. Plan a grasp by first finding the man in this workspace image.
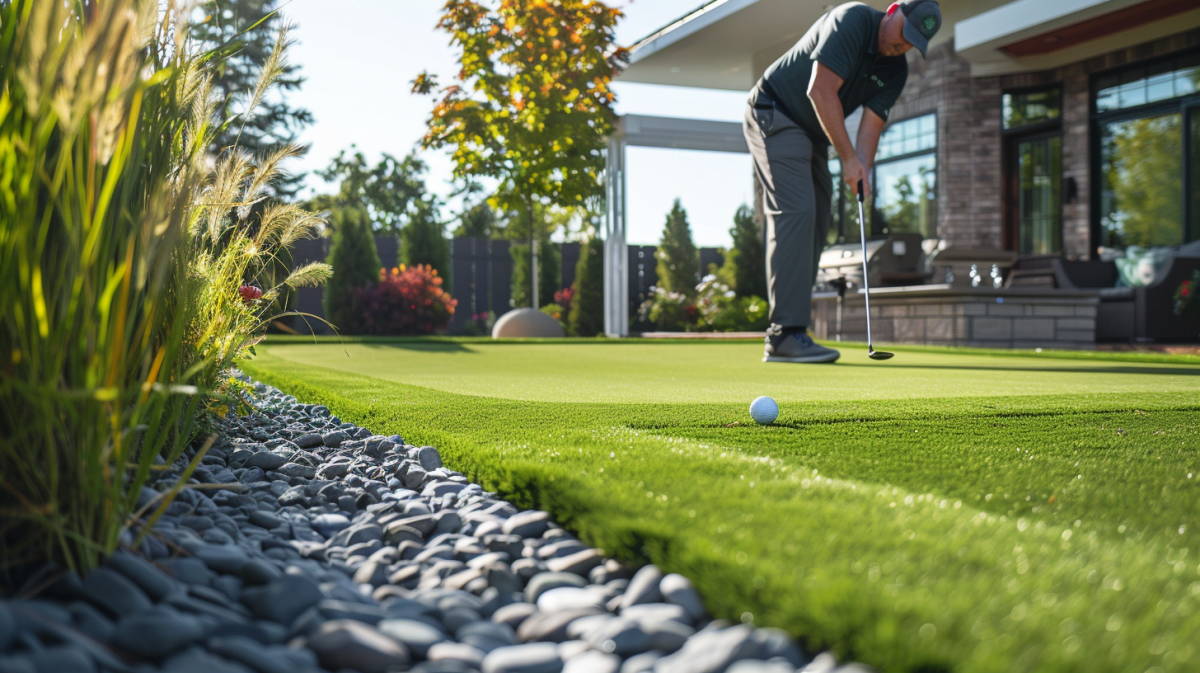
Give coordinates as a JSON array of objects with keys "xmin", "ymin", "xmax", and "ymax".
[{"xmin": 744, "ymin": 0, "xmax": 941, "ymax": 363}]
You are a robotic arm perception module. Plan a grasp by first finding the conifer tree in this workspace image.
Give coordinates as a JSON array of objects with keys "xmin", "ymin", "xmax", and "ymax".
[
  {"xmin": 402, "ymin": 199, "xmax": 451, "ymax": 279},
  {"xmin": 323, "ymin": 204, "xmax": 380, "ymax": 332},
  {"xmin": 727, "ymin": 204, "xmax": 767, "ymax": 299},
  {"xmin": 191, "ymin": 0, "xmax": 312, "ymax": 199},
  {"xmin": 569, "ymin": 234, "xmax": 605, "ymax": 337},
  {"xmin": 655, "ymin": 199, "xmax": 700, "ymax": 296},
  {"xmin": 510, "ymin": 237, "xmax": 560, "ymax": 309}
]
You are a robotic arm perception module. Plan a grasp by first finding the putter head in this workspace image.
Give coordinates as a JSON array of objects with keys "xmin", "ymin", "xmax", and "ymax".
[{"xmin": 868, "ymin": 346, "xmax": 894, "ymax": 361}]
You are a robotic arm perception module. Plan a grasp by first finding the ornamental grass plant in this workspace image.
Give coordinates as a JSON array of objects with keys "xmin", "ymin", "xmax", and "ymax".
[{"xmin": 0, "ymin": 0, "xmax": 328, "ymax": 585}]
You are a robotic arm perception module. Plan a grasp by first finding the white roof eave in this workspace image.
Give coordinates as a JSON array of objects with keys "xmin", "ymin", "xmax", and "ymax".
[{"xmin": 627, "ymin": 0, "xmax": 761, "ymax": 66}]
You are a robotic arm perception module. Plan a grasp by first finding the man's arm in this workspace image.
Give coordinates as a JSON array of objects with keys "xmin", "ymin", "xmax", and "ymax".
[
  {"xmin": 855, "ymin": 108, "xmax": 887, "ymax": 194},
  {"xmin": 807, "ymin": 61, "xmax": 870, "ymax": 197}
]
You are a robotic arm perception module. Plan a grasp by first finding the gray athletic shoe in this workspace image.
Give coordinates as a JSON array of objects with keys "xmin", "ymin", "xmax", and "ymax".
[{"xmin": 763, "ymin": 331, "xmax": 840, "ymax": 363}]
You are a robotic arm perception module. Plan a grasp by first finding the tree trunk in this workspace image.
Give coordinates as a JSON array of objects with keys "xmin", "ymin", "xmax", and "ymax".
[{"xmin": 526, "ymin": 196, "xmax": 538, "ymax": 308}]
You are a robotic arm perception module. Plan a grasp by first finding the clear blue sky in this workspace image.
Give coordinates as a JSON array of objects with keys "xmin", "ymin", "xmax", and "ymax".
[{"xmin": 282, "ymin": 0, "xmax": 751, "ymax": 247}]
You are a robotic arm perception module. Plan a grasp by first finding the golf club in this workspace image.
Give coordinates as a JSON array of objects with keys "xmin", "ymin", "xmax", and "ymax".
[{"xmin": 856, "ymin": 180, "xmax": 894, "ymax": 361}]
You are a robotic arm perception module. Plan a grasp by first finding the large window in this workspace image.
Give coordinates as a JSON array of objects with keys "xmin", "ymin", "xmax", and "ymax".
[
  {"xmin": 1093, "ymin": 53, "xmax": 1200, "ymax": 251},
  {"xmin": 828, "ymin": 157, "xmax": 860, "ymax": 244},
  {"xmin": 873, "ymin": 114, "xmax": 937, "ymax": 239},
  {"xmin": 1099, "ymin": 113, "xmax": 1183, "ymax": 248},
  {"xmin": 827, "ymin": 113, "xmax": 938, "ymax": 243}
]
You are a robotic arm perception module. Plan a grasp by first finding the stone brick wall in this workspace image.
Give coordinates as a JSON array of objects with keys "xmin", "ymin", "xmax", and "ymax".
[
  {"xmin": 889, "ymin": 43, "xmax": 1004, "ymax": 251},
  {"xmin": 811, "ymin": 288, "xmax": 1099, "ymax": 349}
]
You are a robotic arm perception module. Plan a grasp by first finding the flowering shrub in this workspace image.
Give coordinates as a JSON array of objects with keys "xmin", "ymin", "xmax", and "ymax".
[
  {"xmin": 540, "ymin": 303, "xmax": 566, "ymax": 328},
  {"xmin": 693, "ymin": 275, "xmax": 770, "ymax": 332},
  {"xmin": 350, "ymin": 265, "xmax": 457, "ymax": 335},
  {"xmin": 554, "ymin": 286, "xmax": 575, "ymax": 314},
  {"xmin": 638, "ymin": 276, "xmax": 770, "ymax": 333},
  {"xmin": 638, "ymin": 286, "xmax": 696, "ymax": 331},
  {"xmin": 463, "ymin": 311, "xmax": 496, "ymax": 337},
  {"xmin": 1175, "ymin": 271, "xmax": 1199, "ymax": 317}
]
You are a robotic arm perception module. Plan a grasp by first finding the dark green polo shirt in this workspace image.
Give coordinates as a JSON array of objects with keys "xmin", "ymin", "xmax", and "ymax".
[{"xmin": 758, "ymin": 2, "xmax": 908, "ymax": 141}]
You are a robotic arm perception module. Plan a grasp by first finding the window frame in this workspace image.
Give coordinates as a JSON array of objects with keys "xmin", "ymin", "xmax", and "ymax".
[
  {"xmin": 871, "ymin": 112, "xmax": 938, "ymax": 239},
  {"xmin": 1002, "ymin": 85, "xmax": 1064, "ymax": 135},
  {"xmin": 1001, "ymin": 85, "xmax": 1065, "ymax": 256},
  {"xmin": 1089, "ymin": 50, "xmax": 1200, "ymax": 255}
]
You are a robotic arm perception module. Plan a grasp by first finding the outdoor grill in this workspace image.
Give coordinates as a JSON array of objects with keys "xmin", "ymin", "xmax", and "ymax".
[{"xmin": 815, "ymin": 232, "xmax": 925, "ymax": 291}]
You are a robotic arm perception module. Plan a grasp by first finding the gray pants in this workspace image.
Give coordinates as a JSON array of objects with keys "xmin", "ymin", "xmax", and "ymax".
[{"xmin": 743, "ymin": 99, "xmax": 832, "ymax": 329}]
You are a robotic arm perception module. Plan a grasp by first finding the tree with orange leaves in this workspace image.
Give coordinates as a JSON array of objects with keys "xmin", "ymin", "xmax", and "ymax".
[{"xmin": 413, "ymin": 0, "xmax": 626, "ymax": 307}]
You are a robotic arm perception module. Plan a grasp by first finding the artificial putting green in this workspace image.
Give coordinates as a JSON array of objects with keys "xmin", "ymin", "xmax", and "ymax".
[{"xmin": 243, "ymin": 339, "xmax": 1200, "ymax": 673}]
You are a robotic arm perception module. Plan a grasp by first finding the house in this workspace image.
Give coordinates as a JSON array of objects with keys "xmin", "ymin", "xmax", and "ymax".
[{"xmin": 602, "ymin": 0, "xmax": 1200, "ymax": 344}]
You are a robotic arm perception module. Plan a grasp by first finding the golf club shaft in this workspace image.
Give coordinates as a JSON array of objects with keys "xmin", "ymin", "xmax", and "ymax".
[{"xmin": 856, "ymin": 181, "xmax": 873, "ymax": 348}]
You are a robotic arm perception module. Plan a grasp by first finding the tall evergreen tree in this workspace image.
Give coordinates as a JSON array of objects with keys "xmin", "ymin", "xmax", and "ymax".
[
  {"xmin": 510, "ymin": 238, "xmax": 560, "ymax": 309},
  {"xmin": 402, "ymin": 198, "xmax": 451, "ymax": 278},
  {"xmin": 191, "ymin": 0, "xmax": 312, "ymax": 199},
  {"xmin": 322, "ymin": 203, "xmax": 381, "ymax": 332},
  {"xmin": 655, "ymin": 199, "xmax": 700, "ymax": 296},
  {"xmin": 727, "ymin": 204, "xmax": 767, "ymax": 299},
  {"xmin": 569, "ymin": 235, "xmax": 605, "ymax": 337}
]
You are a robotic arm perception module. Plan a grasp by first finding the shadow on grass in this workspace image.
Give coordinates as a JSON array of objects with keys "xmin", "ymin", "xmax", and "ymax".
[
  {"xmin": 357, "ymin": 342, "xmax": 477, "ymax": 354},
  {"xmin": 834, "ymin": 363, "xmax": 1200, "ymax": 377}
]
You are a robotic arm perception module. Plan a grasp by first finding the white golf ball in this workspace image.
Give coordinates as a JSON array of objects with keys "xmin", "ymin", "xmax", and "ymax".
[{"xmin": 749, "ymin": 396, "xmax": 779, "ymax": 425}]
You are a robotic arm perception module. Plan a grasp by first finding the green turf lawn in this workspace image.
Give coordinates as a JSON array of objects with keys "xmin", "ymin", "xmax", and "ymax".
[{"xmin": 243, "ymin": 338, "xmax": 1200, "ymax": 673}]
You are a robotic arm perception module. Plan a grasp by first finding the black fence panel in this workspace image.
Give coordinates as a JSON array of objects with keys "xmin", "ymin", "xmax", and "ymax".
[
  {"xmin": 700, "ymin": 248, "xmax": 725, "ymax": 276},
  {"xmin": 448, "ymin": 238, "xmax": 513, "ymax": 334},
  {"xmin": 561, "ymin": 242, "xmax": 581, "ymax": 296},
  {"xmin": 287, "ymin": 235, "xmax": 727, "ymax": 336},
  {"xmin": 284, "ymin": 234, "xmax": 397, "ymax": 335}
]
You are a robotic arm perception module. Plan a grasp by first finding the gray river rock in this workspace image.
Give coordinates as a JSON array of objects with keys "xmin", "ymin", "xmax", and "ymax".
[{"xmin": 0, "ymin": 374, "xmax": 870, "ymax": 673}]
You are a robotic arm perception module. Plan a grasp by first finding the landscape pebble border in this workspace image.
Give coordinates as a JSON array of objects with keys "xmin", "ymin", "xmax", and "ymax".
[{"xmin": 0, "ymin": 374, "xmax": 873, "ymax": 673}]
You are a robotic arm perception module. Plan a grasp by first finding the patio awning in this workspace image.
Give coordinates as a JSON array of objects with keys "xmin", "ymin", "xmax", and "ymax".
[
  {"xmin": 620, "ymin": 0, "xmax": 1200, "ymax": 85},
  {"xmin": 956, "ymin": 0, "xmax": 1200, "ymax": 76},
  {"xmin": 619, "ymin": 0, "xmax": 839, "ymax": 91}
]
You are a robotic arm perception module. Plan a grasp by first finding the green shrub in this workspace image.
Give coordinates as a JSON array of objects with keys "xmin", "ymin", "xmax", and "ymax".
[
  {"xmin": 511, "ymin": 239, "xmax": 560, "ymax": 309},
  {"xmin": 324, "ymin": 204, "xmax": 381, "ymax": 332},
  {"xmin": 540, "ymin": 304, "xmax": 567, "ymax": 328},
  {"xmin": 402, "ymin": 199, "xmax": 451, "ymax": 281},
  {"xmin": 568, "ymin": 236, "xmax": 605, "ymax": 337},
  {"xmin": 726, "ymin": 204, "xmax": 767, "ymax": 300},
  {"xmin": 655, "ymin": 199, "xmax": 700, "ymax": 297},
  {"xmin": 694, "ymin": 276, "xmax": 770, "ymax": 332},
  {"xmin": 638, "ymin": 288, "xmax": 697, "ymax": 331}
]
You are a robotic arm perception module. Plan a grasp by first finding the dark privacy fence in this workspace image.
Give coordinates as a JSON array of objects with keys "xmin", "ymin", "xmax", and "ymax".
[{"xmin": 285, "ymin": 236, "xmax": 722, "ymax": 335}]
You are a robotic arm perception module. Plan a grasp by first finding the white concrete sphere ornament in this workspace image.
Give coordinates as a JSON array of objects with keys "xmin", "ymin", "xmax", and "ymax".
[{"xmin": 491, "ymin": 308, "xmax": 565, "ymax": 339}]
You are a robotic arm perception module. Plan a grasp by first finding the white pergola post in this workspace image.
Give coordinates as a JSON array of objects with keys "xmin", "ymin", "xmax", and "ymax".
[
  {"xmin": 603, "ymin": 132, "xmax": 628, "ymax": 338},
  {"xmin": 602, "ymin": 114, "xmax": 750, "ymax": 337}
]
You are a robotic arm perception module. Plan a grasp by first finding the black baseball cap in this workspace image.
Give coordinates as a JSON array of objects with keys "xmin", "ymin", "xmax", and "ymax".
[{"xmin": 897, "ymin": 0, "xmax": 941, "ymax": 58}]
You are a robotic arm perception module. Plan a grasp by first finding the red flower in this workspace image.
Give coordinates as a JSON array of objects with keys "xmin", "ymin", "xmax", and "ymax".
[
  {"xmin": 554, "ymin": 286, "xmax": 575, "ymax": 310},
  {"xmin": 238, "ymin": 285, "xmax": 263, "ymax": 304}
]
